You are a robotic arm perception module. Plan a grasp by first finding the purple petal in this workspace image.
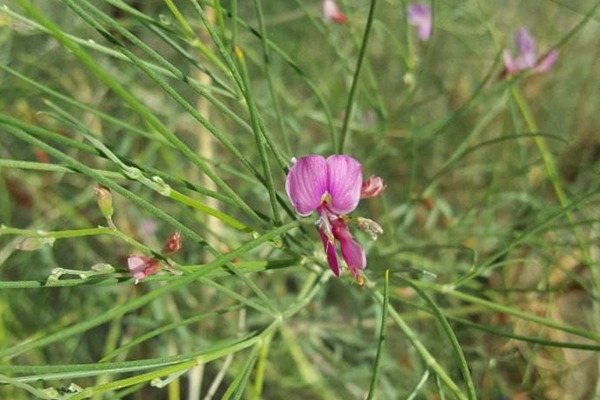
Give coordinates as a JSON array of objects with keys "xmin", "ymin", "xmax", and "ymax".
[
  {"xmin": 332, "ymin": 220, "xmax": 366, "ymax": 278},
  {"xmin": 285, "ymin": 155, "xmax": 328, "ymax": 216},
  {"xmin": 515, "ymin": 27, "xmax": 535, "ymax": 55},
  {"xmin": 508, "ymin": 28, "xmax": 537, "ymax": 71},
  {"xmin": 535, "ymin": 49, "xmax": 558, "ymax": 73},
  {"xmin": 319, "ymin": 228, "xmax": 341, "ymax": 276},
  {"xmin": 326, "ymin": 154, "xmax": 362, "ymax": 215},
  {"xmin": 407, "ymin": 3, "xmax": 432, "ymax": 41},
  {"xmin": 515, "ymin": 52, "xmax": 537, "ymax": 71}
]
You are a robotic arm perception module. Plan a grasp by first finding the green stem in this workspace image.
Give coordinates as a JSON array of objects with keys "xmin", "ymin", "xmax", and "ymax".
[
  {"xmin": 373, "ymin": 288, "xmax": 467, "ymax": 400},
  {"xmin": 366, "ymin": 270, "xmax": 389, "ymax": 400},
  {"xmin": 338, "ymin": 0, "xmax": 378, "ymax": 152},
  {"xmin": 510, "ymin": 86, "xmax": 598, "ymax": 290}
]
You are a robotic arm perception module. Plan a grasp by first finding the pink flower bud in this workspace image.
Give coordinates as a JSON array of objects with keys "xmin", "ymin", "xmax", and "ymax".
[
  {"xmin": 360, "ymin": 176, "xmax": 386, "ymax": 199},
  {"xmin": 163, "ymin": 230, "xmax": 182, "ymax": 254},
  {"xmin": 323, "ymin": 0, "xmax": 346, "ymax": 24},
  {"xmin": 127, "ymin": 255, "xmax": 160, "ymax": 284}
]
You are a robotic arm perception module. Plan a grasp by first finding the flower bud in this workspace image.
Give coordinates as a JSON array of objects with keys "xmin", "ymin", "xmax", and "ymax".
[
  {"xmin": 323, "ymin": 0, "xmax": 346, "ymax": 24},
  {"xmin": 163, "ymin": 230, "xmax": 182, "ymax": 254},
  {"xmin": 95, "ymin": 185, "xmax": 113, "ymax": 220},
  {"xmin": 357, "ymin": 217, "xmax": 384, "ymax": 240},
  {"xmin": 361, "ymin": 176, "xmax": 386, "ymax": 199},
  {"xmin": 127, "ymin": 255, "xmax": 160, "ymax": 284}
]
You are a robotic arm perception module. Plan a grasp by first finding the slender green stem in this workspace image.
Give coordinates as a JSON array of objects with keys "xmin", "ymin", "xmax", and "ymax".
[
  {"xmin": 251, "ymin": 329, "xmax": 274, "ymax": 400},
  {"xmin": 403, "ymin": 278, "xmax": 477, "ymax": 400},
  {"xmin": 234, "ymin": 47, "xmax": 281, "ymax": 225},
  {"xmin": 0, "ymin": 218, "xmax": 299, "ymax": 359},
  {"xmin": 21, "ymin": 0, "xmax": 264, "ymax": 227},
  {"xmin": 338, "ymin": 0, "xmax": 378, "ymax": 152},
  {"xmin": 162, "ymin": 0, "xmax": 195, "ymax": 37},
  {"xmin": 422, "ymin": 282, "xmax": 600, "ymax": 343},
  {"xmin": 0, "ymin": 226, "xmax": 146, "ymax": 253},
  {"xmin": 252, "ymin": 0, "xmax": 291, "ymax": 155},
  {"xmin": 366, "ymin": 270, "xmax": 389, "ymax": 400},
  {"xmin": 510, "ymin": 86, "xmax": 598, "ymax": 290},
  {"xmin": 373, "ymin": 288, "xmax": 468, "ymax": 400}
]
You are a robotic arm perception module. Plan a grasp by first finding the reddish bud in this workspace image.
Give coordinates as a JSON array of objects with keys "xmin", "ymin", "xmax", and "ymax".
[
  {"xmin": 163, "ymin": 230, "xmax": 182, "ymax": 254},
  {"xmin": 361, "ymin": 176, "xmax": 386, "ymax": 199},
  {"xmin": 127, "ymin": 255, "xmax": 160, "ymax": 284}
]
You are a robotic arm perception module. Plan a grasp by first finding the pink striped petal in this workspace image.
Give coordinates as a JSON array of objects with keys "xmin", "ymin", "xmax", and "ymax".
[
  {"xmin": 326, "ymin": 154, "xmax": 362, "ymax": 215},
  {"xmin": 332, "ymin": 220, "xmax": 366, "ymax": 278},
  {"xmin": 285, "ymin": 155, "xmax": 328, "ymax": 216},
  {"xmin": 319, "ymin": 228, "xmax": 341, "ymax": 276}
]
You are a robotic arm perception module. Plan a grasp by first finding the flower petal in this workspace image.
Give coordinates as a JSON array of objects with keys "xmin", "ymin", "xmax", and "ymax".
[
  {"xmin": 323, "ymin": 0, "xmax": 346, "ymax": 24},
  {"xmin": 285, "ymin": 155, "xmax": 328, "ymax": 216},
  {"xmin": 326, "ymin": 154, "xmax": 362, "ymax": 215},
  {"xmin": 407, "ymin": 3, "xmax": 432, "ymax": 41},
  {"xmin": 503, "ymin": 49, "xmax": 517, "ymax": 74},
  {"xmin": 332, "ymin": 220, "xmax": 366, "ymax": 278},
  {"xmin": 535, "ymin": 49, "xmax": 558, "ymax": 73},
  {"xmin": 515, "ymin": 27, "xmax": 535, "ymax": 55},
  {"xmin": 128, "ymin": 255, "xmax": 160, "ymax": 284},
  {"xmin": 513, "ymin": 28, "xmax": 537, "ymax": 70},
  {"xmin": 361, "ymin": 175, "xmax": 386, "ymax": 198},
  {"xmin": 319, "ymin": 228, "xmax": 341, "ymax": 277}
]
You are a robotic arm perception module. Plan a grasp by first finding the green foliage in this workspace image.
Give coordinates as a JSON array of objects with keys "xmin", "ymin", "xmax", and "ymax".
[{"xmin": 1, "ymin": 0, "xmax": 600, "ymax": 399}]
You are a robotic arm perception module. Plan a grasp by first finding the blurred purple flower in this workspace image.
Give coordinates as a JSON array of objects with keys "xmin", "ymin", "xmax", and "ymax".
[
  {"xmin": 503, "ymin": 27, "xmax": 558, "ymax": 76},
  {"xmin": 286, "ymin": 155, "xmax": 383, "ymax": 280},
  {"xmin": 407, "ymin": 3, "xmax": 432, "ymax": 41},
  {"xmin": 323, "ymin": 0, "xmax": 346, "ymax": 24}
]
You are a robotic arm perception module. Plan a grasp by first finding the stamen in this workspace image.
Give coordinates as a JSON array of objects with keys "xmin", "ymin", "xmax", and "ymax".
[{"xmin": 356, "ymin": 274, "xmax": 365, "ymax": 287}]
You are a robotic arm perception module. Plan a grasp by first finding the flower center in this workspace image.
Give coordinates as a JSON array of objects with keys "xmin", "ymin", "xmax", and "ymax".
[{"xmin": 320, "ymin": 192, "xmax": 332, "ymax": 207}]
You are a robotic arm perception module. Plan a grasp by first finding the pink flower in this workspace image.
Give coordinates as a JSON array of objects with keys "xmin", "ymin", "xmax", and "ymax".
[
  {"xmin": 286, "ymin": 155, "xmax": 383, "ymax": 279},
  {"xmin": 503, "ymin": 27, "xmax": 558, "ymax": 76},
  {"xmin": 407, "ymin": 3, "xmax": 432, "ymax": 41},
  {"xmin": 361, "ymin": 175, "xmax": 386, "ymax": 199},
  {"xmin": 128, "ymin": 255, "xmax": 160, "ymax": 284},
  {"xmin": 323, "ymin": 0, "xmax": 346, "ymax": 24}
]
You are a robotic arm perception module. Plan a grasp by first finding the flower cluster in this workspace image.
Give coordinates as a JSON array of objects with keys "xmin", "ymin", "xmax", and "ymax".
[
  {"xmin": 286, "ymin": 155, "xmax": 384, "ymax": 280},
  {"xmin": 403, "ymin": 6, "xmax": 558, "ymax": 78},
  {"xmin": 127, "ymin": 230, "xmax": 182, "ymax": 284},
  {"xmin": 502, "ymin": 27, "xmax": 558, "ymax": 76}
]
